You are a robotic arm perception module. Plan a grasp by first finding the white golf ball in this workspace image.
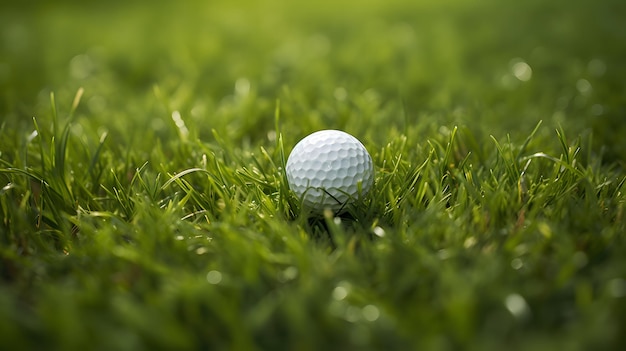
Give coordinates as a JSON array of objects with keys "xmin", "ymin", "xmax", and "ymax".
[{"xmin": 285, "ymin": 130, "xmax": 374, "ymax": 210}]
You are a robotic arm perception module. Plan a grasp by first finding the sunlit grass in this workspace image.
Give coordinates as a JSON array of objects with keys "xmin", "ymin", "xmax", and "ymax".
[{"xmin": 1, "ymin": 0, "xmax": 625, "ymax": 350}]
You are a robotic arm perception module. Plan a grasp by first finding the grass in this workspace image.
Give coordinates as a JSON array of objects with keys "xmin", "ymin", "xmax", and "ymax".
[{"xmin": 1, "ymin": 0, "xmax": 625, "ymax": 350}]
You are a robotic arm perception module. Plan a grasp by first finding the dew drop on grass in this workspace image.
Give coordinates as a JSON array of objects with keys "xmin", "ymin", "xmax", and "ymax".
[
  {"xmin": 97, "ymin": 126, "xmax": 108, "ymax": 139},
  {"xmin": 171, "ymin": 110, "xmax": 189, "ymax": 138},
  {"xmin": 27, "ymin": 130, "xmax": 38, "ymax": 143},
  {"xmin": 372, "ymin": 226, "xmax": 385, "ymax": 238},
  {"xmin": 1, "ymin": 183, "xmax": 15, "ymax": 194}
]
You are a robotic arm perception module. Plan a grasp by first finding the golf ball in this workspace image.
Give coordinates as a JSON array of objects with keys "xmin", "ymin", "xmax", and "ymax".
[{"xmin": 285, "ymin": 130, "xmax": 374, "ymax": 210}]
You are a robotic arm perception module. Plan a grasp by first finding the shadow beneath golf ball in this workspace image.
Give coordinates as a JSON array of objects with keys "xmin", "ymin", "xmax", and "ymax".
[{"xmin": 303, "ymin": 209, "xmax": 375, "ymax": 250}]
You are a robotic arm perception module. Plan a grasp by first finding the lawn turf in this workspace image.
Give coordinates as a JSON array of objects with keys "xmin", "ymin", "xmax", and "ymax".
[{"xmin": 1, "ymin": 0, "xmax": 625, "ymax": 350}]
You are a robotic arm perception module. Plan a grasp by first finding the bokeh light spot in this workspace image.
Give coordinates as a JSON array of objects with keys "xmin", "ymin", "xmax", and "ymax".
[
  {"xmin": 333, "ymin": 284, "xmax": 349, "ymax": 300},
  {"xmin": 505, "ymin": 293, "xmax": 530, "ymax": 319},
  {"xmin": 512, "ymin": 61, "xmax": 532, "ymax": 81},
  {"xmin": 576, "ymin": 79, "xmax": 592, "ymax": 95},
  {"xmin": 511, "ymin": 258, "xmax": 523, "ymax": 270},
  {"xmin": 235, "ymin": 77, "xmax": 250, "ymax": 97},
  {"xmin": 334, "ymin": 87, "xmax": 348, "ymax": 101},
  {"xmin": 362, "ymin": 305, "xmax": 380, "ymax": 322},
  {"xmin": 588, "ymin": 59, "xmax": 606, "ymax": 77},
  {"xmin": 206, "ymin": 270, "xmax": 222, "ymax": 285}
]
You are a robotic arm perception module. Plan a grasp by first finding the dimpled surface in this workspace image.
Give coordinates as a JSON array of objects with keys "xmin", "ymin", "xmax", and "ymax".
[{"xmin": 286, "ymin": 130, "xmax": 374, "ymax": 210}]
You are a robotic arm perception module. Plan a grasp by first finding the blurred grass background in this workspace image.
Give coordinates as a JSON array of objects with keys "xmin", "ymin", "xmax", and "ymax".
[
  {"xmin": 3, "ymin": 0, "xmax": 625, "ymax": 153},
  {"xmin": 1, "ymin": 0, "xmax": 625, "ymax": 350}
]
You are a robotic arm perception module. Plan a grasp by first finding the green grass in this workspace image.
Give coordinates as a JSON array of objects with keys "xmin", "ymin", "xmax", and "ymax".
[{"xmin": 1, "ymin": 0, "xmax": 625, "ymax": 350}]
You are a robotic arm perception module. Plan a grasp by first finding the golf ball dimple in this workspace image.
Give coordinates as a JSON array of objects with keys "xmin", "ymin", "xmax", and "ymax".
[{"xmin": 286, "ymin": 130, "xmax": 374, "ymax": 210}]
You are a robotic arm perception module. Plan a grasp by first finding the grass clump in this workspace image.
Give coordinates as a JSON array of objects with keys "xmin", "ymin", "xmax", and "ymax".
[{"xmin": 1, "ymin": 0, "xmax": 625, "ymax": 350}]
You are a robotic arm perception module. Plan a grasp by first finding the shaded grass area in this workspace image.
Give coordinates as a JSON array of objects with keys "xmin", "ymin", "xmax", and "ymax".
[{"xmin": 1, "ymin": 0, "xmax": 625, "ymax": 350}]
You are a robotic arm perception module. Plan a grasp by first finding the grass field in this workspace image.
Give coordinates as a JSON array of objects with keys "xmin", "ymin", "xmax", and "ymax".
[{"xmin": 1, "ymin": 0, "xmax": 625, "ymax": 349}]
